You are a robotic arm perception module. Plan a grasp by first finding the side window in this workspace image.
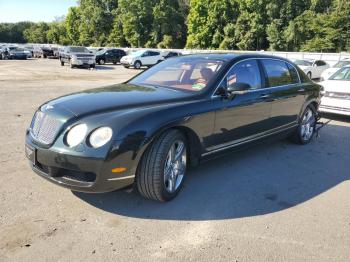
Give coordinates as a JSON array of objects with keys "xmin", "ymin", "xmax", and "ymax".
[
  {"xmin": 150, "ymin": 51, "xmax": 160, "ymax": 56},
  {"xmin": 225, "ymin": 60, "xmax": 261, "ymax": 90},
  {"xmin": 261, "ymin": 59, "xmax": 293, "ymax": 87},
  {"xmin": 142, "ymin": 51, "xmax": 150, "ymax": 57},
  {"xmin": 287, "ymin": 63, "xmax": 300, "ymax": 84}
]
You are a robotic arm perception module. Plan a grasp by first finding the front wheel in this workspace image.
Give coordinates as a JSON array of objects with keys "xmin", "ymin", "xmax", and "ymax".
[
  {"xmin": 307, "ymin": 72, "xmax": 312, "ymax": 79},
  {"xmin": 136, "ymin": 130, "xmax": 187, "ymax": 202},
  {"xmin": 98, "ymin": 59, "xmax": 105, "ymax": 65},
  {"xmin": 290, "ymin": 105, "xmax": 317, "ymax": 144},
  {"xmin": 134, "ymin": 60, "xmax": 141, "ymax": 69}
]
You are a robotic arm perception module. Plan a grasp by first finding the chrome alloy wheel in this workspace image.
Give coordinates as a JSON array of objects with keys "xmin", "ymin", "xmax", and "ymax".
[
  {"xmin": 164, "ymin": 140, "xmax": 187, "ymax": 193},
  {"xmin": 300, "ymin": 108, "xmax": 315, "ymax": 141}
]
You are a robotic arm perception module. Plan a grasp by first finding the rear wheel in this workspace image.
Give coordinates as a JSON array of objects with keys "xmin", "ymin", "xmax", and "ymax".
[
  {"xmin": 290, "ymin": 105, "xmax": 317, "ymax": 144},
  {"xmin": 136, "ymin": 130, "xmax": 187, "ymax": 202},
  {"xmin": 98, "ymin": 59, "xmax": 105, "ymax": 65}
]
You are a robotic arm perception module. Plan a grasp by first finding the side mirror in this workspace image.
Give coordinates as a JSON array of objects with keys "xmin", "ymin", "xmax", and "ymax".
[{"xmin": 226, "ymin": 82, "xmax": 251, "ymax": 99}]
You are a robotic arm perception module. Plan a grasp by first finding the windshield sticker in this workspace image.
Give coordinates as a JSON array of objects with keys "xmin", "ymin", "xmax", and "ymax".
[{"xmin": 192, "ymin": 83, "xmax": 206, "ymax": 90}]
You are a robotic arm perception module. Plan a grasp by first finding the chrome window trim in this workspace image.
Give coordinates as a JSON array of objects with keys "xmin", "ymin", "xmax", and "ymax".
[
  {"xmin": 211, "ymin": 57, "xmax": 301, "ymax": 98},
  {"xmin": 202, "ymin": 122, "xmax": 297, "ymax": 156}
]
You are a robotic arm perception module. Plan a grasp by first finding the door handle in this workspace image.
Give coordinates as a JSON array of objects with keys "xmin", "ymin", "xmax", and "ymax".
[
  {"xmin": 298, "ymin": 88, "xmax": 305, "ymax": 92},
  {"xmin": 260, "ymin": 94, "xmax": 271, "ymax": 99}
]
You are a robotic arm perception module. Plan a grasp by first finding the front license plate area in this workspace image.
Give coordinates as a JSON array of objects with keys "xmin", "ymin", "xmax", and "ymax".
[{"xmin": 25, "ymin": 144, "xmax": 37, "ymax": 165}]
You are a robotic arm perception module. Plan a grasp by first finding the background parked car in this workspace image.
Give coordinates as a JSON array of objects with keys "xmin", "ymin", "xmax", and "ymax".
[
  {"xmin": 293, "ymin": 59, "xmax": 329, "ymax": 79},
  {"xmin": 120, "ymin": 50, "xmax": 164, "ymax": 69},
  {"xmin": 162, "ymin": 51, "xmax": 182, "ymax": 59},
  {"xmin": 320, "ymin": 58, "xmax": 350, "ymax": 80},
  {"xmin": 319, "ymin": 66, "xmax": 350, "ymax": 116},
  {"xmin": 33, "ymin": 46, "xmax": 54, "ymax": 58},
  {"xmin": 1, "ymin": 46, "xmax": 27, "ymax": 60},
  {"xmin": 95, "ymin": 48, "xmax": 126, "ymax": 65},
  {"xmin": 60, "ymin": 46, "xmax": 96, "ymax": 68}
]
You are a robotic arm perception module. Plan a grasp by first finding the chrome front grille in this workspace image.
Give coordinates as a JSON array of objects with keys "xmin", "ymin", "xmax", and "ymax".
[{"xmin": 31, "ymin": 111, "xmax": 61, "ymax": 145}]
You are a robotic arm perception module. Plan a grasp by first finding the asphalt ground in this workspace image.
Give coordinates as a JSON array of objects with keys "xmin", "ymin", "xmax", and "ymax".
[{"xmin": 0, "ymin": 58, "xmax": 349, "ymax": 262}]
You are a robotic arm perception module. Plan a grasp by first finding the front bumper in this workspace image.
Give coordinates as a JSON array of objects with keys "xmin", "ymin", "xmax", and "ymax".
[
  {"xmin": 71, "ymin": 58, "xmax": 95, "ymax": 66},
  {"xmin": 121, "ymin": 60, "xmax": 133, "ymax": 66},
  {"xmin": 10, "ymin": 54, "xmax": 27, "ymax": 59},
  {"xmin": 25, "ymin": 133, "xmax": 142, "ymax": 193}
]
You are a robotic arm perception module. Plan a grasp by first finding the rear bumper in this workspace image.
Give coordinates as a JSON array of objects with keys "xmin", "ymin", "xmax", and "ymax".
[
  {"xmin": 319, "ymin": 97, "xmax": 350, "ymax": 116},
  {"xmin": 319, "ymin": 105, "xmax": 350, "ymax": 116},
  {"xmin": 25, "ymin": 135, "xmax": 144, "ymax": 193}
]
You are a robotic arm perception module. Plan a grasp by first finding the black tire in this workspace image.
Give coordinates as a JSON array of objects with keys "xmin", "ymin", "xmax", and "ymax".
[
  {"xmin": 124, "ymin": 65, "xmax": 130, "ymax": 68},
  {"xmin": 112, "ymin": 61, "xmax": 117, "ymax": 65},
  {"xmin": 307, "ymin": 72, "xmax": 312, "ymax": 79},
  {"xmin": 134, "ymin": 60, "xmax": 141, "ymax": 69},
  {"xmin": 136, "ymin": 130, "xmax": 187, "ymax": 202},
  {"xmin": 90, "ymin": 64, "xmax": 95, "ymax": 69},
  {"xmin": 289, "ymin": 105, "xmax": 317, "ymax": 145},
  {"xmin": 70, "ymin": 63, "xmax": 75, "ymax": 68},
  {"xmin": 43, "ymin": 54, "xmax": 47, "ymax": 59},
  {"xmin": 60, "ymin": 59, "xmax": 64, "ymax": 66}
]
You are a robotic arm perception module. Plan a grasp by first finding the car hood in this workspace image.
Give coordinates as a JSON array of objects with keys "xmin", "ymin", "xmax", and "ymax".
[
  {"xmin": 319, "ymin": 80, "xmax": 350, "ymax": 93},
  {"xmin": 43, "ymin": 83, "xmax": 193, "ymax": 117}
]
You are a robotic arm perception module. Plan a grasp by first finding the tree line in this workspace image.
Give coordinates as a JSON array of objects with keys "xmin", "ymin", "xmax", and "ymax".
[{"xmin": 0, "ymin": 0, "xmax": 349, "ymax": 52}]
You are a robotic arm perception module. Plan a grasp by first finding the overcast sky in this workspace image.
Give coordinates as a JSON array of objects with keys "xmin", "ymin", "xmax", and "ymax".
[{"xmin": 0, "ymin": 0, "xmax": 77, "ymax": 23}]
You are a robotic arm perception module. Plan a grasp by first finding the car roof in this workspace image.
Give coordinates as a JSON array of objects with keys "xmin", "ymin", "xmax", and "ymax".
[{"xmin": 180, "ymin": 53, "xmax": 293, "ymax": 62}]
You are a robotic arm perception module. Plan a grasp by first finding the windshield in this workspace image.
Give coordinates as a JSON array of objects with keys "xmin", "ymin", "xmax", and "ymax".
[
  {"xmin": 96, "ymin": 49, "xmax": 106, "ymax": 55},
  {"xmin": 69, "ymin": 46, "xmax": 89, "ymax": 53},
  {"xmin": 329, "ymin": 67, "xmax": 350, "ymax": 81},
  {"xmin": 333, "ymin": 61, "xmax": 350, "ymax": 68},
  {"xmin": 129, "ymin": 57, "xmax": 224, "ymax": 92},
  {"xmin": 294, "ymin": 60, "xmax": 313, "ymax": 66}
]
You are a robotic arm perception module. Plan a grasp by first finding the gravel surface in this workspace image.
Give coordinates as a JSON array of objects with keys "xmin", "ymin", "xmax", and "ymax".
[{"xmin": 0, "ymin": 59, "xmax": 349, "ymax": 262}]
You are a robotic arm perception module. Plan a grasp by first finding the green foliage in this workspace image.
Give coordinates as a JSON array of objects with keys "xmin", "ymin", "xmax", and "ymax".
[
  {"xmin": 47, "ymin": 22, "xmax": 69, "ymax": 45},
  {"xmin": 66, "ymin": 7, "xmax": 82, "ymax": 45},
  {"xmin": 151, "ymin": 0, "xmax": 187, "ymax": 48},
  {"xmin": 0, "ymin": 22, "xmax": 34, "ymax": 43},
  {"xmin": 117, "ymin": 0, "xmax": 154, "ymax": 47},
  {"xmin": 23, "ymin": 22, "xmax": 50, "ymax": 43},
  {"xmin": 0, "ymin": 0, "xmax": 349, "ymax": 52}
]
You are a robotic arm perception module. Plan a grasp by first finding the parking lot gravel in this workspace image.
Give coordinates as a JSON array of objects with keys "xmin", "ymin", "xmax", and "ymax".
[{"xmin": 0, "ymin": 59, "xmax": 349, "ymax": 262}]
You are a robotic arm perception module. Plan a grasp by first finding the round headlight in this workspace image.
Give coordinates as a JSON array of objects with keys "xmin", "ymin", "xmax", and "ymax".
[
  {"xmin": 66, "ymin": 124, "xmax": 87, "ymax": 147},
  {"xmin": 89, "ymin": 127, "xmax": 113, "ymax": 148}
]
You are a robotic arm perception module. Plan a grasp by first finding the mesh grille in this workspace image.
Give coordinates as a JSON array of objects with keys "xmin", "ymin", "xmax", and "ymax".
[{"xmin": 31, "ymin": 111, "xmax": 61, "ymax": 145}]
